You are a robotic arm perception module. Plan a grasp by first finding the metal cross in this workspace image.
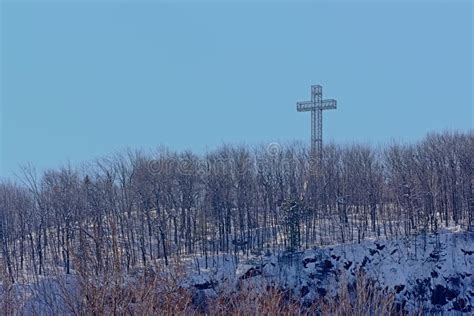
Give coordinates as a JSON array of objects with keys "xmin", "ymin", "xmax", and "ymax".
[{"xmin": 297, "ymin": 85, "xmax": 337, "ymax": 160}]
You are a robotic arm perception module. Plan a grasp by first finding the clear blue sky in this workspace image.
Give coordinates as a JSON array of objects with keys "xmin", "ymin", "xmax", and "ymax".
[{"xmin": 1, "ymin": 0, "xmax": 472, "ymax": 178}]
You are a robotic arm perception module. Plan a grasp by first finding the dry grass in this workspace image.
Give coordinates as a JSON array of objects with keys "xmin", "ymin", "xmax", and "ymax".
[
  {"xmin": 206, "ymin": 272, "xmax": 400, "ymax": 316},
  {"xmin": 319, "ymin": 271, "xmax": 397, "ymax": 316},
  {"xmin": 0, "ymin": 264, "xmax": 22, "ymax": 316},
  {"xmin": 1, "ymin": 259, "xmax": 407, "ymax": 316}
]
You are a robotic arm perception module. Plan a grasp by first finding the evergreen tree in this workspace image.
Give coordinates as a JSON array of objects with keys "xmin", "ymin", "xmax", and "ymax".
[{"xmin": 282, "ymin": 198, "xmax": 302, "ymax": 252}]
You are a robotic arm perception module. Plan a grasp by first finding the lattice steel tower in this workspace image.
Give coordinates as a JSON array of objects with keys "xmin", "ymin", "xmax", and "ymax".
[{"xmin": 296, "ymin": 85, "xmax": 337, "ymax": 161}]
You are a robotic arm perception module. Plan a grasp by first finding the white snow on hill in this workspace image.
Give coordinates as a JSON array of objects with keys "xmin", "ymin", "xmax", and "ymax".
[{"xmin": 185, "ymin": 229, "xmax": 474, "ymax": 314}]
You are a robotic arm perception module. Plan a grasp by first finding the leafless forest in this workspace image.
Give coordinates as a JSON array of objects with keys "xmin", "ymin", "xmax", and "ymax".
[{"xmin": 0, "ymin": 130, "xmax": 472, "ymax": 286}]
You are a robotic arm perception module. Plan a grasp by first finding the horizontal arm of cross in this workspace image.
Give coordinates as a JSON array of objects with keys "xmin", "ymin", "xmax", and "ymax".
[
  {"xmin": 296, "ymin": 99, "xmax": 337, "ymax": 112},
  {"xmin": 296, "ymin": 101, "xmax": 315, "ymax": 112}
]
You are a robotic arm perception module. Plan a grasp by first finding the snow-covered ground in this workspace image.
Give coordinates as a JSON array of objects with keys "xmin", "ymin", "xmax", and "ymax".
[
  {"xmin": 6, "ymin": 228, "xmax": 473, "ymax": 314},
  {"xmin": 185, "ymin": 228, "xmax": 474, "ymax": 314}
]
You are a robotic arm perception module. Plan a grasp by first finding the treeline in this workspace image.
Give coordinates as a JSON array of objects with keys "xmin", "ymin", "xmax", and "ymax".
[{"xmin": 0, "ymin": 130, "xmax": 472, "ymax": 282}]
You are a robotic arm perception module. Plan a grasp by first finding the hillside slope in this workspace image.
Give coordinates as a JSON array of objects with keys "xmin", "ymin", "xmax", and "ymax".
[{"xmin": 187, "ymin": 230, "xmax": 474, "ymax": 314}]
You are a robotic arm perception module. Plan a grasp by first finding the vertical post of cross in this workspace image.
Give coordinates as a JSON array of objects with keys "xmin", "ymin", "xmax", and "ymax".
[{"xmin": 297, "ymin": 85, "xmax": 337, "ymax": 165}]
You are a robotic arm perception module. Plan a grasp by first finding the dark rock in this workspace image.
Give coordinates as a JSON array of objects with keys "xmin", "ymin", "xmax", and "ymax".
[
  {"xmin": 394, "ymin": 284, "xmax": 405, "ymax": 294},
  {"xmin": 390, "ymin": 249, "xmax": 398, "ymax": 255},
  {"xmin": 445, "ymin": 276, "xmax": 461, "ymax": 287},
  {"xmin": 461, "ymin": 249, "xmax": 473, "ymax": 256},
  {"xmin": 194, "ymin": 281, "xmax": 217, "ymax": 290},
  {"xmin": 300, "ymin": 286, "xmax": 310, "ymax": 298},
  {"xmin": 429, "ymin": 252, "xmax": 440, "ymax": 261},
  {"xmin": 369, "ymin": 249, "xmax": 379, "ymax": 256},
  {"xmin": 331, "ymin": 254, "xmax": 341, "ymax": 261},
  {"xmin": 322, "ymin": 259, "xmax": 334, "ymax": 272},
  {"xmin": 375, "ymin": 243, "xmax": 386, "ymax": 251},
  {"xmin": 361, "ymin": 256, "xmax": 370, "ymax": 268},
  {"xmin": 445, "ymin": 287, "xmax": 458, "ymax": 301},
  {"xmin": 453, "ymin": 298, "xmax": 472, "ymax": 313},
  {"xmin": 240, "ymin": 267, "xmax": 262, "ymax": 280},
  {"xmin": 414, "ymin": 278, "xmax": 431, "ymax": 300},
  {"xmin": 343, "ymin": 261, "xmax": 352, "ymax": 270},
  {"xmin": 302, "ymin": 257, "xmax": 317, "ymax": 268},
  {"xmin": 431, "ymin": 285, "xmax": 449, "ymax": 306},
  {"xmin": 317, "ymin": 287, "xmax": 327, "ymax": 297}
]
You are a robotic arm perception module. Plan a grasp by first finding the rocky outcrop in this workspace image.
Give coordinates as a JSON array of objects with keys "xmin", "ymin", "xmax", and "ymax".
[{"xmin": 185, "ymin": 231, "xmax": 474, "ymax": 314}]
